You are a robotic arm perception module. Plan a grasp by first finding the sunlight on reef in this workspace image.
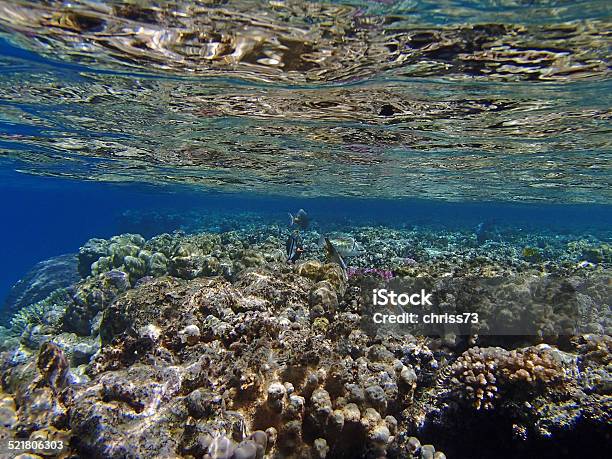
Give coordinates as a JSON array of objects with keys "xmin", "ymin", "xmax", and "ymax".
[{"xmin": 1, "ymin": 216, "xmax": 610, "ymax": 457}]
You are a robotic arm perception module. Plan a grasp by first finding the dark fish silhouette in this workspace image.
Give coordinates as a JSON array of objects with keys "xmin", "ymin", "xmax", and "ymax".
[
  {"xmin": 286, "ymin": 231, "xmax": 304, "ymax": 263},
  {"xmin": 288, "ymin": 209, "xmax": 310, "ymax": 230},
  {"xmin": 475, "ymin": 221, "xmax": 496, "ymax": 244}
]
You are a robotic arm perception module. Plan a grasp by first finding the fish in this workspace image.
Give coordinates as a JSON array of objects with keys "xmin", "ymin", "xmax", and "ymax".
[
  {"xmin": 286, "ymin": 231, "xmax": 304, "ymax": 263},
  {"xmin": 475, "ymin": 221, "xmax": 495, "ymax": 244},
  {"xmin": 318, "ymin": 234, "xmax": 365, "ymax": 258},
  {"xmin": 324, "ymin": 237, "xmax": 347, "ymax": 271},
  {"xmin": 288, "ymin": 209, "xmax": 310, "ymax": 230}
]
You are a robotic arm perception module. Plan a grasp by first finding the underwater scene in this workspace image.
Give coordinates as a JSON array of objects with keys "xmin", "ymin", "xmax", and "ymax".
[{"xmin": 0, "ymin": 1, "xmax": 610, "ymax": 458}]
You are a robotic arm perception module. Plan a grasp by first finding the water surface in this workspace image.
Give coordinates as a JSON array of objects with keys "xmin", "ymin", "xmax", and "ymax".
[{"xmin": 0, "ymin": 0, "xmax": 609, "ymax": 201}]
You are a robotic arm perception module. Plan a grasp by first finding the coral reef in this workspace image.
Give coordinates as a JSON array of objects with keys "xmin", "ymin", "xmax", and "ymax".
[
  {"xmin": 440, "ymin": 345, "xmax": 568, "ymax": 411},
  {"xmin": 9, "ymin": 289, "xmax": 73, "ymax": 337},
  {"xmin": 2, "ymin": 254, "xmax": 79, "ymax": 326},
  {"xmin": 0, "ymin": 222, "xmax": 609, "ymax": 458},
  {"xmin": 62, "ymin": 270, "xmax": 131, "ymax": 336}
]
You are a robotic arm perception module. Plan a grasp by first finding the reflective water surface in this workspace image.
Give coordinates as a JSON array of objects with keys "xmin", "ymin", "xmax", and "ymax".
[{"xmin": 0, "ymin": 0, "xmax": 609, "ymax": 201}]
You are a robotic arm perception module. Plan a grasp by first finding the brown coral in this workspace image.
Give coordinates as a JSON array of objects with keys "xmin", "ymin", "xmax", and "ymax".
[{"xmin": 446, "ymin": 345, "xmax": 566, "ymax": 410}]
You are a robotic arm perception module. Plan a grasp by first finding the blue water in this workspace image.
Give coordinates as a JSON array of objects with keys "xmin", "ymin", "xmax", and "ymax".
[
  {"xmin": 0, "ymin": 0, "xmax": 610, "ymax": 304},
  {"xmin": 2, "ymin": 165, "xmax": 611, "ymax": 304}
]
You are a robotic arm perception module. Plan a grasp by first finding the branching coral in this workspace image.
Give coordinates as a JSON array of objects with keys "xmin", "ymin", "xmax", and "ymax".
[
  {"xmin": 447, "ymin": 346, "xmax": 500, "ymax": 410},
  {"xmin": 9, "ymin": 288, "xmax": 72, "ymax": 336},
  {"xmin": 446, "ymin": 345, "xmax": 566, "ymax": 410}
]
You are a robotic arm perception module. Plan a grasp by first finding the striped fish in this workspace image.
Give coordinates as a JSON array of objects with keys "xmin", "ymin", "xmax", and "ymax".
[{"xmin": 286, "ymin": 231, "xmax": 304, "ymax": 263}]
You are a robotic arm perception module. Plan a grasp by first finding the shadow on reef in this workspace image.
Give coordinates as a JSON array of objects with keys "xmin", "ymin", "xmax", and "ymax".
[{"xmin": 419, "ymin": 408, "xmax": 610, "ymax": 459}]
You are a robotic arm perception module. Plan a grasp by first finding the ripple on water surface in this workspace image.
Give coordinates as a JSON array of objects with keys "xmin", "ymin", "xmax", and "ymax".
[{"xmin": 0, "ymin": 0, "xmax": 609, "ymax": 202}]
